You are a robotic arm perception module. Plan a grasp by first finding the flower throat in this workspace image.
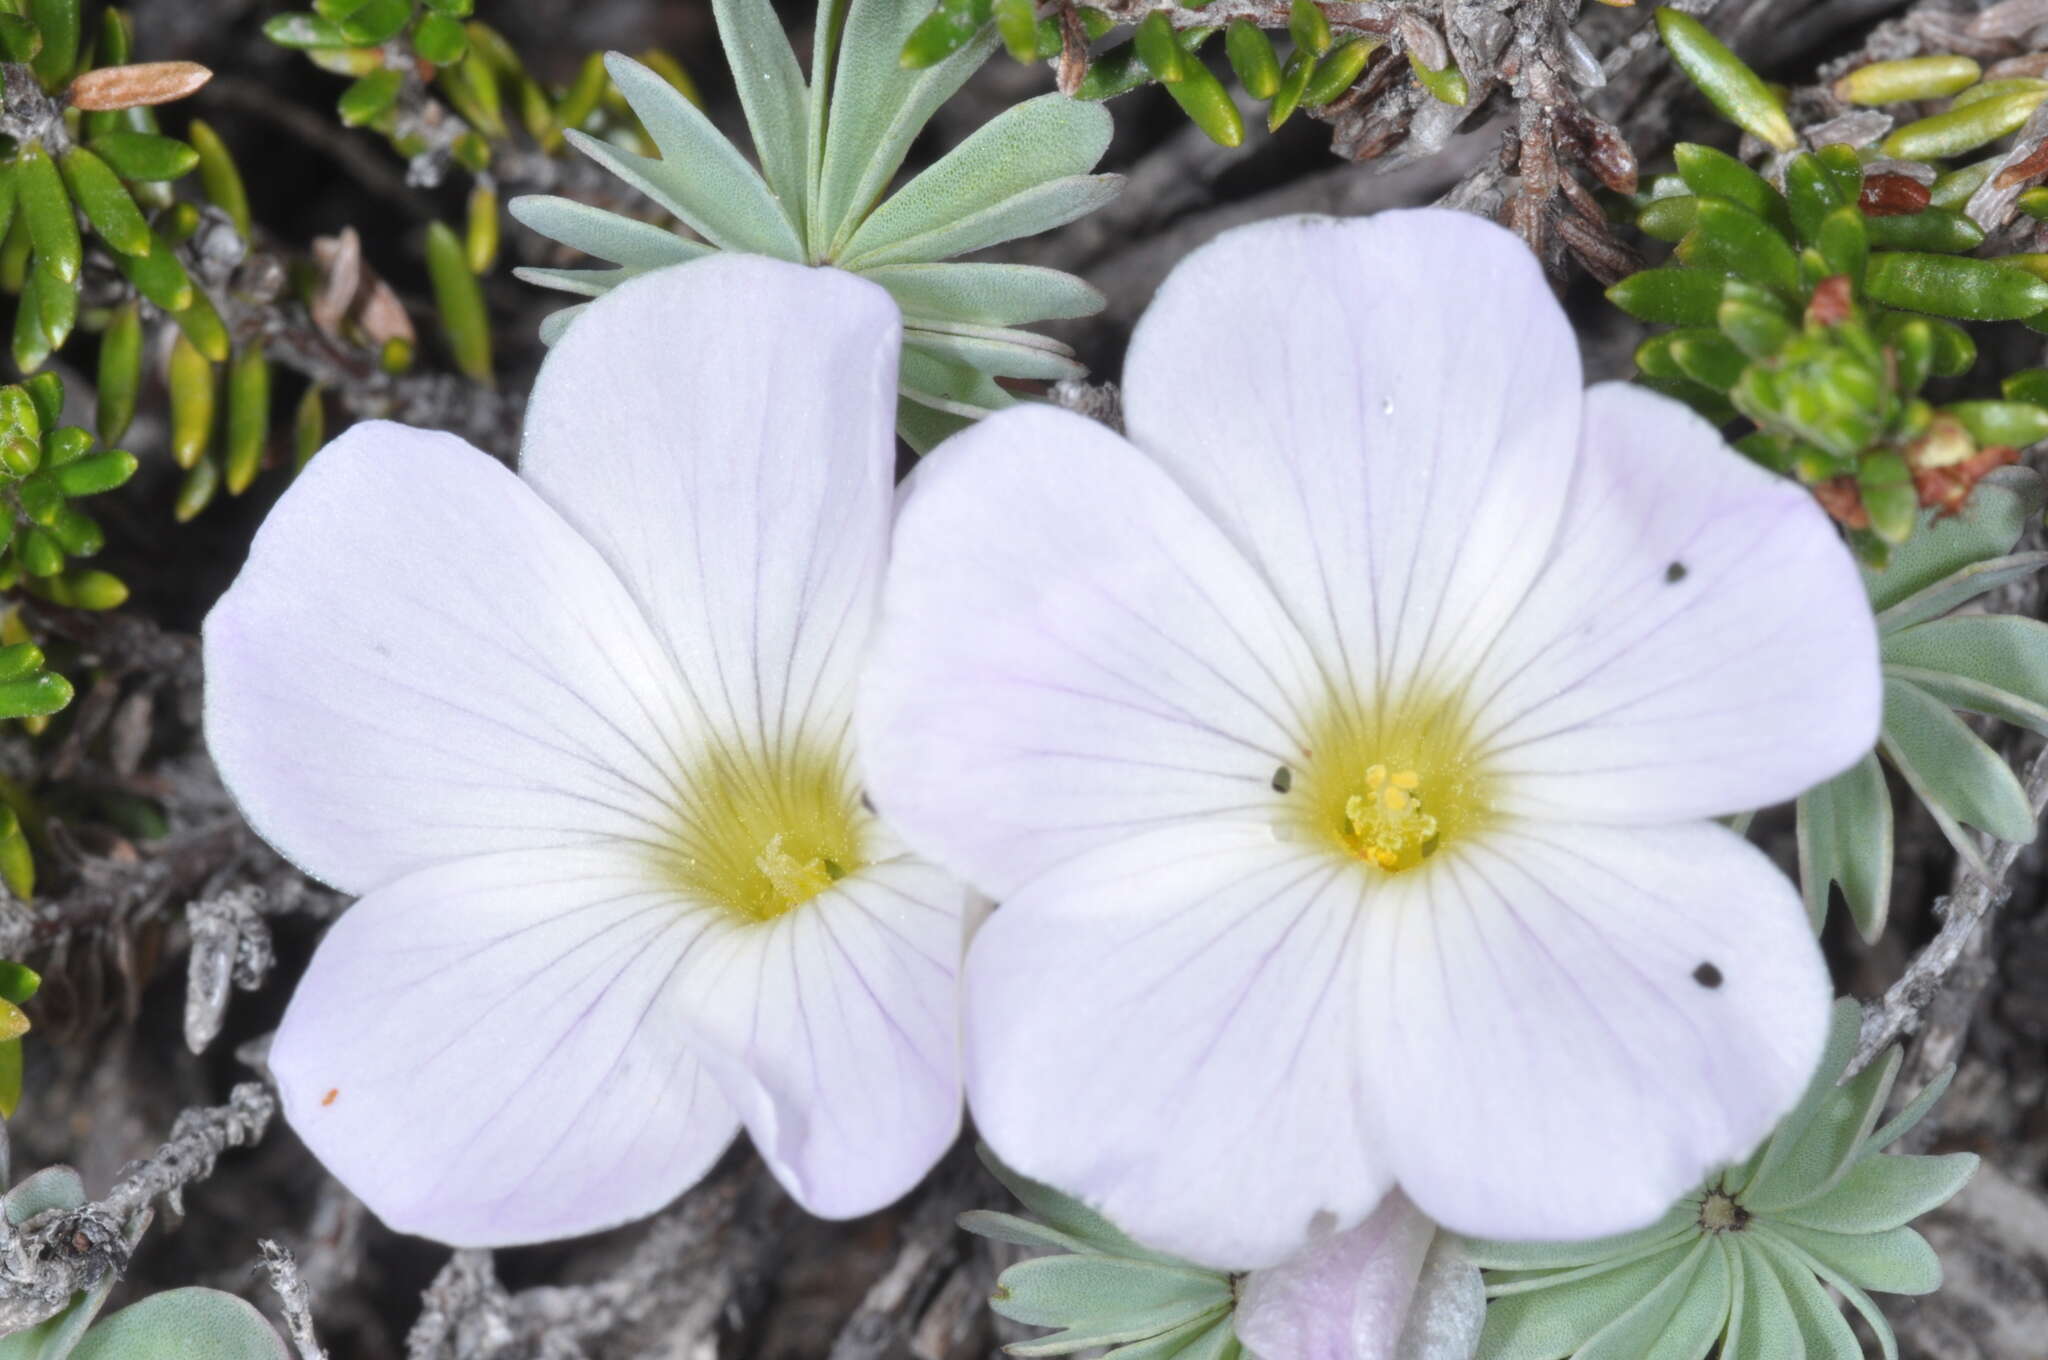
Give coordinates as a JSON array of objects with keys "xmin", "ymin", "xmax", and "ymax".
[{"xmin": 660, "ymin": 741, "xmax": 868, "ymax": 922}]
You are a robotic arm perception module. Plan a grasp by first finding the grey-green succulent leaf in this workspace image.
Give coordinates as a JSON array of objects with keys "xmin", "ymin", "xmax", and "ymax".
[
  {"xmin": 1468, "ymin": 1000, "xmax": 1975, "ymax": 1360},
  {"xmin": 1874, "ymin": 550, "xmax": 2048, "ymax": 634},
  {"xmin": 569, "ymin": 68, "xmax": 802, "ymax": 257},
  {"xmin": 962, "ymin": 1147, "xmax": 1244, "ymax": 1358},
  {"xmin": 712, "ymin": 0, "xmax": 811, "ymax": 222},
  {"xmin": 1862, "ymin": 464, "xmax": 2044, "ymax": 612},
  {"xmin": 1879, "ymin": 675, "xmax": 2037, "ymax": 845},
  {"xmin": 64, "ymin": 1289, "xmax": 288, "ymax": 1360},
  {"xmin": 1796, "ymin": 751, "xmax": 1892, "ymax": 940},
  {"xmin": 511, "ymin": 264, "xmax": 660, "ymax": 298},
  {"xmin": 505, "ymin": 195, "xmax": 711, "ymax": 269},
  {"xmin": 993, "ymin": 1255, "xmax": 1234, "ymax": 1354},
  {"xmin": 811, "ymin": 0, "xmax": 997, "ymax": 257},
  {"xmin": 837, "ymin": 93, "xmax": 1112, "ymax": 264},
  {"xmin": 839, "ymin": 173, "xmax": 1122, "ymax": 270},
  {"xmin": 865, "ymin": 261, "xmax": 1105, "ymax": 327},
  {"xmin": 1884, "ymin": 613, "xmax": 2048, "ymax": 735},
  {"xmin": 3, "ymin": 1165, "xmax": 84, "ymax": 1222},
  {"xmin": 905, "ymin": 322, "xmax": 1086, "ymax": 382}
]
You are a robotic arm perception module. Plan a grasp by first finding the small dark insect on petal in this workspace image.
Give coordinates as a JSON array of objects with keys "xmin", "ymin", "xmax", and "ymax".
[
  {"xmin": 1666, "ymin": 561, "xmax": 1688, "ymax": 583},
  {"xmin": 1693, "ymin": 962, "xmax": 1724, "ymax": 989},
  {"xmin": 1271, "ymin": 766, "xmax": 1294, "ymax": 793},
  {"xmin": 860, "ymin": 791, "xmax": 875, "ymax": 813}
]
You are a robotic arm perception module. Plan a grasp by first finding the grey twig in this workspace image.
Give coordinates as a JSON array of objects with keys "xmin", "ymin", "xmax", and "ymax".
[
  {"xmin": 185, "ymin": 887, "xmax": 275, "ymax": 1055},
  {"xmin": 1852, "ymin": 742, "xmax": 2048, "ymax": 1075},
  {"xmin": 259, "ymin": 1239, "xmax": 331, "ymax": 1360},
  {"xmin": 405, "ymin": 1162, "xmax": 796, "ymax": 1360},
  {"xmin": 0, "ymin": 1083, "xmax": 275, "ymax": 1333}
]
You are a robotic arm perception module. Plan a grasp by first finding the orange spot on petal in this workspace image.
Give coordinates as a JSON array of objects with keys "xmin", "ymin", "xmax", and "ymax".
[{"xmin": 321, "ymin": 1088, "xmax": 339, "ymax": 1107}]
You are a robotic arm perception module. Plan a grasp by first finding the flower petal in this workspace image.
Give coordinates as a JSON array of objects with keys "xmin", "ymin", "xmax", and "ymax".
[
  {"xmin": 1120, "ymin": 210, "xmax": 1583, "ymax": 703},
  {"xmin": 964, "ymin": 824, "xmax": 1389, "ymax": 1271},
  {"xmin": 1470, "ymin": 382, "xmax": 1880, "ymax": 823},
  {"xmin": 1359, "ymin": 820, "xmax": 1831, "ymax": 1241},
  {"xmin": 270, "ymin": 849, "xmax": 738, "ymax": 1247},
  {"xmin": 520, "ymin": 257, "xmax": 901, "ymax": 755},
  {"xmin": 1235, "ymin": 1190, "xmax": 1434, "ymax": 1360},
  {"xmin": 669, "ymin": 849, "xmax": 966, "ymax": 1218},
  {"xmin": 204, "ymin": 424, "xmax": 697, "ymax": 895},
  {"xmin": 859, "ymin": 403, "xmax": 1324, "ymax": 898}
]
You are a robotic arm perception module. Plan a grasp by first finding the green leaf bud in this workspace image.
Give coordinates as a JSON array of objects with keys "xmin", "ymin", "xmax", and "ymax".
[
  {"xmin": 174, "ymin": 453, "xmax": 219, "ymax": 522},
  {"xmin": 1832, "ymin": 55, "xmax": 1981, "ymax": 105},
  {"xmin": 1267, "ymin": 48, "xmax": 1315, "ymax": 130},
  {"xmin": 1289, "ymin": 0, "xmax": 1331, "ymax": 58},
  {"xmin": 414, "ymin": 11, "xmax": 470, "ymax": 65},
  {"xmin": 115, "ymin": 233, "xmax": 194, "ymax": 312},
  {"xmin": 29, "ymin": 0, "xmax": 81, "ymax": 91},
  {"xmin": 1944, "ymin": 400, "xmax": 2048, "ymax": 447},
  {"xmin": 172, "ymin": 289, "xmax": 231, "ymax": 363},
  {"xmin": 168, "ymin": 332, "xmax": 215, "ymax": 470},
  {"xmin": 1881, "ymin": 87, "xmax": 2048, "ymax": 160},
  {"xmin": 97, "ymin": 300, "xmax": 141, "ymax": 445},
  {"xmin": 16, "ymin": 144, "xmax": 80, "ymax": 285},
  {"xmin": 1949, "ymin": 76, "xmax": 2048, "ymax": 108},
  {"xmin": 1412, "ymin": 58, "xmax": 1467, "ymax": 105},
  {"xmin": 58, "ymin": 146, "xmax": 151, "ymax": 257},
  {"xmin": 263, "ymin": 13, "xmax": 348, "ymax": 48},
  {"xmin": 187, "ymin": 119, "xmax": 251, "ymax": 240},
  {"xmin": 1608, "ymin": 267, "xmax": 1726, "ymax": 324},
  {"xmin": 1134, "ymin": 12, "xmax": 1186, "ymax": 83},
  {"xmin": 1866, "ymin": 252, "xmax": 2048, "ymax": 320},
  {"xmin": 49, "ymin": 566, "xmax": 124, "ymax": 610},
  {"xmin": 224, "ymin": 345, "xmax": 270, "ymax": 495},
  {"xmin": 1656, "ymin": 8, "xmax": 1796, "ymax": 151},
  {"xmin": 1673, "ymin": 142, "xmax": 1780, "ymax": 222},
  {"xmin": 41, "ymin": 426, "xmax": 89, "ymax": 468},
  {"xmin": 1718, "ymin": 295, "xmax": 1793, "ymax": 358},
  {"xmin": 426, "ymin": 220, "xmax": 492, "ymax": 384},
  {"xmin": 1225, "ymin": 20, "xmax": 1281, "ymax": 100},
  {"xmin": 294, "ymin": 384, "xmax": 326, "ymax": 470},
  {"xmin": 1677, "ymin": 198, "xmax": 1800, "ymax": 296},
  {"xmin": 1864, "ymin": 208, "xmax": 1985, "ymax": 254},
  {"xmin": 1304, "ymin": 37, "xmax": 1377, "ymax": 107},
  {"xmin": 0, "ymin": 669, "xmax": 70, "ymax": 719},
  {"xmin": 338, "ymin": 68, "xmax": 403, "ymax": 126},
  {"xmin": 1929, "ymin": 158, "xmax": 1998, "ymax": 209},
  {"xmin": 51, "ymin": 448, "xmax": 135, "ymax": 497},
  {"xmin": 87, "ymin": 129, "xmax": 200, "ymax": 181},
  {"xmin": 1165, "ymin": 56, "xmax": 1244, "ymax": 146}
]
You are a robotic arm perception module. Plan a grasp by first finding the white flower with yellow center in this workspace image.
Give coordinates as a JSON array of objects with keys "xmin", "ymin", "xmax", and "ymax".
[
  {"xmin": 857, "ymin": 209, "xmax": 1883, "ymax": 1270},
  {"xmin": 204, "ymin": 257, "xmax": 967, "ymax": 1245}
]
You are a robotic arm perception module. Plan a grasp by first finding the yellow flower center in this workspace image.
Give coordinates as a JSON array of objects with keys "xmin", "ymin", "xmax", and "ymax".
[
  {"xmin": 1284, "ymin": 692, "xmax": 1493, "ymax": 874},
  {"xmin": 659, "ymin": 740, "xmax": 867, "ymax": 923}
]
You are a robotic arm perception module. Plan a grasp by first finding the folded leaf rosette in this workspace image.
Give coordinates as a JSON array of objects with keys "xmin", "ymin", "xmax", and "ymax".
[
  {"xmin": 1800, "ymin": 464, "xmax": 2048, "ymax": 938},
  {"xmin": 859, "ymin": 209, "xmax": 1880, "ymax": 1269},
  {"xmin": 511, "ymin": 0, "xmax": 1118, "ymax": 451},
  {"xmin": 204, "ymin": 259, "xmax": 969, "ymax": 1244},
  {"xmin": 1467, "ymin": 999, "xmax": 1977, "ymax": 1359}
]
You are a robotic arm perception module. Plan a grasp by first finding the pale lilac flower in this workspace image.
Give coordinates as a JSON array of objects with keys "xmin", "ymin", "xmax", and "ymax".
[
  {"xmin": 205, "ymin": 258, "xmax": 967, "ymax": 1246},
  {"xmin": 858, "ymin": 210, "xmax": 1879, "ymax": 1268},
  {"xmin": 1236, "ymin": 1192, "xmax": 1482, "ymax": 1360}
]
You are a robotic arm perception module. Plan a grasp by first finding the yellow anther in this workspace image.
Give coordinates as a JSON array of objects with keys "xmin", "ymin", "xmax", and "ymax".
[
  {"xmin": 1344, "ymin": 767, "xmax": 1441, "ymax": 872},
  {"xmin": 757, "ymin": 833, "xmax": 835, "ymax": 908}
]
